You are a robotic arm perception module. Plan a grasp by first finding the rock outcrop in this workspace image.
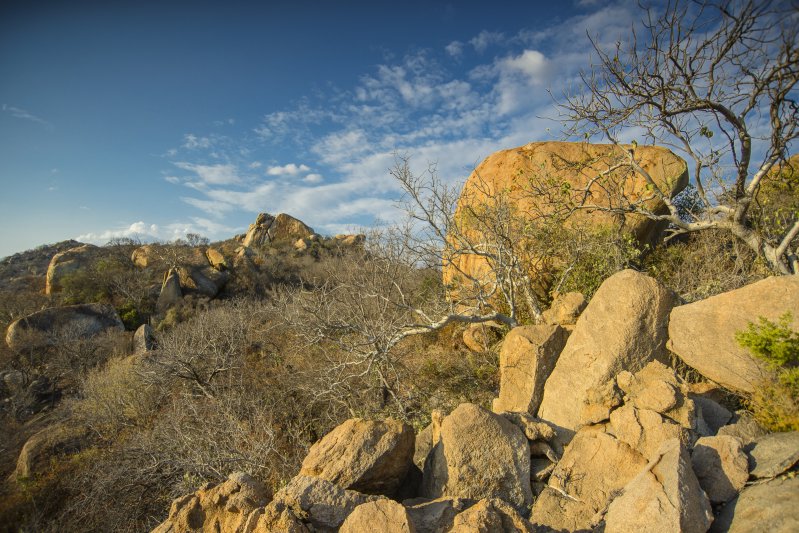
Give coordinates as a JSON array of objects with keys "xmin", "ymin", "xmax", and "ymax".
[
  {"xmin": 449, "ymin": 498, "xmax": 534, "ymax": 532},
  {"xmin": 152, "ymin": 472, "xmax": 272, "ymax": 533},
  {"xmin": 156, "ymin": 268, "xmax": 182, "ymax": 314},
  {"xmin": 443, "ymin": 142, "xmax": 688, "ymax": 296},
  {"xmin": 422, "ymin": 403, "xmax": 532, "ymax": 513},
  {"xmin": 537, "ymin": 269, "xmax": 676, "ymax": 440},
  {"xmin": 492, "ymin": 324, "xmax": 568, "ymax": 414},
  {"xmin": 668, "ymin": 275, "xmax": 799, "ymax": 393},
  {"xmin": 133, "ymin": 324, "xmax": 156, "ymax": 353},
  {"xmin": 6, "ymin": 303, "xmax": 124, "ymax": 352},
  {"xmin": 299, "ymin": 418, "xmax": 414, "ymax": 497},
  {"xmin": 242, "ymin": 213, "xmax": 314, "ymax": 247},
  {"xmin": 45, "ymin": 244, "xmax": 100, "ymax": 294}
]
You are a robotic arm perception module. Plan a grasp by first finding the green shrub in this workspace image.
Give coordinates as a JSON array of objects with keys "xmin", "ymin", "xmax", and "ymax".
[{"xmin": 736, "ymin": 312, "xmax": 799, "ymax": 431}]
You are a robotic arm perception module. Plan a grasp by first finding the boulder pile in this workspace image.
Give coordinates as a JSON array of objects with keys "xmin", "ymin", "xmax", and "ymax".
[{"xmin": 153, "ymin": 270, "xmax": 799, "ymax": 533}]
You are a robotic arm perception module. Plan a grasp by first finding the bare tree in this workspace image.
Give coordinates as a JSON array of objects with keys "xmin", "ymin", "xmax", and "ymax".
[{"xmin": 561, "ymin": 0, "xmax": 799, "ymax": 274}]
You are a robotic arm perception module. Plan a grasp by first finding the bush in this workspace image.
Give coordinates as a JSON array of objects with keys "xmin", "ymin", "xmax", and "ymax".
[{"xmin": 736, "ymin": 313, "xmax": 799, "ymax": 431}]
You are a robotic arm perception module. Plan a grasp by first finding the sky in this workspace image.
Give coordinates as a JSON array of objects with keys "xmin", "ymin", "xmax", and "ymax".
[{"xmin": 0, "ymin": 0, "xmax": 645, "ymax": 258}]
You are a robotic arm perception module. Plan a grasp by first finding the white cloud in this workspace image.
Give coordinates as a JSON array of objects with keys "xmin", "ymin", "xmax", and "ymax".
[
  {"xmin": 266, "ymin": 163, "xmax": 311, "ymax": 176},
  {"xmin": 173, "ymin": 162, "xmax": 242, "ymax": 185},
  {"xmin": 303, "ymin": 173, "xmax": 324, "ymax": 183},
  {"xmin": 77, "ymin": 221, "xmax": 161, "ymax": 244},
  {"xmin": 164, "ymin": 175, "xmax": 181, "ymax": 184},
  {"xmin": 445, "ymin": 40, "xmax": 464, "ymax": 57},
  {"xmin": 2, "ymin": 104, "xmax": 54, "ymax": 130}
]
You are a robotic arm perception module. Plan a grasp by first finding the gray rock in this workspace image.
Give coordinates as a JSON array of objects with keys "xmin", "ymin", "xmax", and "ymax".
[
  {"xmin": 712, "ymin": 475, "xmax": 799, "ymax": 533},
  {"xmin": 272, "ymin": 475, "xmax": 379, "ymax": 530},
  {"xmin": 6, "ymin": 303, "xmax": 124, "ymax": 352},
  {"xmin": 691, "ymin": 435, "xmax": 749, "ymax": 504},
  {"xmin": 717, "ymin": 411, "xmax": 767, "ymax": 447},
  {"xmin": 747, "ymin": 431, "xmax": 799, "ymax": 479}
]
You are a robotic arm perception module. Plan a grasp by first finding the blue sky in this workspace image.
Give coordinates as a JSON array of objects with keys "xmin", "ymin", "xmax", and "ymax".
[{"xmin": 0, "ymin": 0, "xmax": 641, "ymax": 258}]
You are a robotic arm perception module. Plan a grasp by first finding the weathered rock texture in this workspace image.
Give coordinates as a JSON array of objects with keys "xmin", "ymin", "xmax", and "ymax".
[
  {"xmin": 493, "ymin": 324, "xmax": 568, "ymax": 414},
  {"xmin": 422, "ymin": 403, "xmax": 532, "ymax": 513},
  {"xmin": 531, "ymin": 429, "xmax": 647, "ymax": 531},
  {"xmin": 205, "ymin": 247, "xmax": 228, "ymax": 270},
  {"xmin": 443, "ymin": 142, "xmax": 688, "ymax": 294},
  {"xmin": 541, "ymin": 292, "xmax": 587, "ymax": 326},
  {"xmin": 242, "ymin": 213, "xmax": 314, "ymax": 247},
  {"xmin": 712, "ymin": 475, "xmax": 799, "ymax": 533},
  {"xmin": 668, "ymin": 275, "xmax": 799, "ymax": 393},
  {"xmin": 746, "ymin": 431, "xmax": 799, "ymax": 479},
  {"xmin": 152, "ymin": 472, "xmax": 272, "ymax": 533},
  {"xmin": 537, "ymin": 270, "xmax": 676, "ymax": 440},
  {"xmin": 45, "ymin": 244, "xmax": 100, "ymax": 294},
  {"xmin": 604, "ymin": 439, "xmax": 713, "ymax": 533},
  {"xmin": 133, "ymin": 323, "xmax": 156, "ymax": 353},
  {"xmin": 462, "ymin": 322, "xmax": 502, "ymax": 353},
  {"xmin": 339, "ymin": 499, "xmax": 415, "ymax": 533},
  {"xmin": 6, "ymin": 303, "xmax": 124, "ymax": 352},
  {"xmin": 271, "ymin": 475, "xmax": 379, "ymax": 530},
  {"xmin": 449, "ymin": 498, "xmax": 534, "ymax": 532},
  {"xmin": 404, "ymin": 498, "xmax": 475, "ymax": 533},
  {"xmin": 691, "ymin": 435, "xmax": 749, "ymax": 504},
  {"xmin": 156, "ymin": 268, "xmax": 182, "ymax": 314},
  {"xmin": 299, "ymin": 418, "xmax": 414, "ymax": 497},
  {"xmin": 12, "ymin": 424, "xmax": 89, "ymax": 480}
]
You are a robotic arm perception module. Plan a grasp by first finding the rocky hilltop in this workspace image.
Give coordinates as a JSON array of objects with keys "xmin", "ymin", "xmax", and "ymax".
[
  {"xmin": 0, "ymin": 142, "xmax": 795, "ymax": 532},
  {"xmin": 152, "ymin": 270, "xmax": 799, "ymax": 533}
]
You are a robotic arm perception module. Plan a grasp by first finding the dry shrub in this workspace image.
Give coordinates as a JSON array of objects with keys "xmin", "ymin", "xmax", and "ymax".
[{"xmin": 646, "ymin": 229, "xmax": 768, "ymax": 302}]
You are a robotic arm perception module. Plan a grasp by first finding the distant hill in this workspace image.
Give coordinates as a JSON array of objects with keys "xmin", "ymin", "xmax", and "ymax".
[{"xmin": 0, "ymin": 240, "xmax": 83, "ymax": 291}]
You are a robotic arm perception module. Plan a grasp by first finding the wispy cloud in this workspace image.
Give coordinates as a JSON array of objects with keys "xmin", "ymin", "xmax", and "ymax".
[
  {"xmin": 2, "ymin": 104, "xmax": 54, "ymax": 131},
  {"xmin": 470, "ymin": 30, "xmax": 505, "ymax": 53},
  {"xmin": 173, "ymin": 162, "xmax": 242, "ymax": 185},
  {"xmin": 159, "ymin": 2, "xmax": 641, "ymax": 239}
]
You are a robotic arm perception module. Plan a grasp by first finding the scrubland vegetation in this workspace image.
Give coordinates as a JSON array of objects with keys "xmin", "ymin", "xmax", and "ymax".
[{"xmin": 0, "ymin": 1, "xmax": 796, "ymax": 530}]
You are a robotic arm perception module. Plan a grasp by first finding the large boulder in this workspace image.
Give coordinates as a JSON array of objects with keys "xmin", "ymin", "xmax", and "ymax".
[
  {"xmin": 12, "ymin": 424, "xmax": 90, "ymax": 480},
  {"xmin": 668, "ymin": 275, "xmax": 799, "ymax": 393},
  {"xmin": 691, "ymin": 435, "xmax": 749, "ymax": 504},
  {"xmin": 339, "ymin": 499, "xmax": 415, "ymax": 533},
  {"xmin": 271, "ymin": 475, "xmax": 379, "ymax": 530},
  {"xmin": 299, "ymin": 418, "xmax": 414, "ymax": 497},
  {"xmin": 604, "ymin": 439, "xmax": 713, "ymax": 533},
  {"xmin": 492, "ymin": 324, "xmax": 568, "ymax": 414},
  {"xmin": 530, "ymin": 429, "xmax": 648, "ymax": 532},
  {"xmin": 242, "ymin": 212, "xmax": 314, "ymax": 247},
  {"xmin": 205, "ymin": 247, "xmax": 228, "ymax": 271},
  {"xmin": 712, "ymin": 475, "xmax": 799, "ymax": 533},
  {"xmin": 177, "ymin": 266, "xmax": 229, "ymax": 298},
  {"xmin": 6, "ymin": 303, "xmax": 124, "ymax": 352},
  {"xmin": 537, "ymin": 270, "xmax": 676, "ymax": 440},
  {"xmin": 45, "ymin": 244, "xmax": 99, "ymax": 294},
  {"xmin": 609, "ymin": 404, "xmax": 691, "ymax": 461},
  {"xmin": 443, "ymin": 142, "xmax": 688, "ymax": 296},
  {"xmin": 152, "ymin": 472, "xmax": 271, "ymax": 533},
  {"xmin": 133, "ymin": 323, "xmax": 156, "ymax": 353},
  {"xmin": 156, "ymin": 268, "xmax": 182, "ymax": 314},
  {"xmin": 422, "ymin": 403, "xmax": 532, "ymax": 513}
]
